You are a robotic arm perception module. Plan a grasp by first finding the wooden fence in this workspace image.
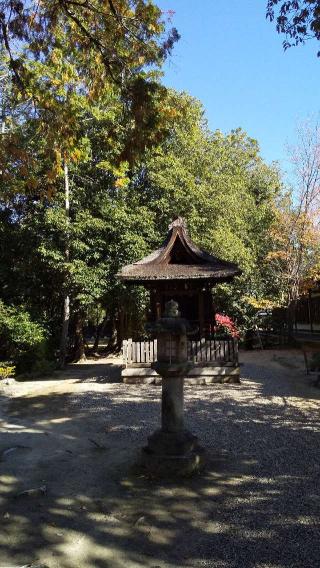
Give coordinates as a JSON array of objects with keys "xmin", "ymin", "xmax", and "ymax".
[
  {"xmin": 122, "ymin": 337, "xmax": 238, "ymax": 366},
  {"xmin": 187, "ymin": 337, "xmax": 238, "ymax": 363},
  {"xmin": 289, "ymin": 292, "xmax": 320, "ymax": 333},
  {"xmin": 122, "ymin": 338, "xmax": 157, "ymax": 365}
]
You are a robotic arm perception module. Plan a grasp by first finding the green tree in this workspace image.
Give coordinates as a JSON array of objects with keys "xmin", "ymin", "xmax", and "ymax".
[
  {"xmin": 0, "ymin": 106, "xmax": 162, "ymax": 361},
  {"xmin": 0, "ymin": 0, "xmax": 180, "ymax": 364},
  {"xmin": 0, "ymin": 0, "xmax": 180, "ymax": 178},
  {"xmin": 0, "ymin": 300, "xmax": 48, "ymax": 373},
  {"xmin": 265, "ymin": 119, "xmax": 320, "ymax": 303},
  {"xmin": 126, "ymin": 93, "xmax": 283, "ymax": 326},
  {"xmin": 0, "ymin": 91, "xmax": 285, "ymax": 365}
]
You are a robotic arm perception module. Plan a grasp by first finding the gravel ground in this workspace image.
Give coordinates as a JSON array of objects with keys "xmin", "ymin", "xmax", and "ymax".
[{"xmin": 0, "ymin": 350, "xmax": 319, "ymax": 568}]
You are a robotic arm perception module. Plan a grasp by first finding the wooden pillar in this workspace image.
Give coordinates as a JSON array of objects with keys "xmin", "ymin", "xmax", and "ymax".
[
  {"xmin": 155, "ymin": 291, "xmax": 161, "ymax": 320},
  {"xmin": 309, "ymin": 291, "xmax": 314, "ymax": 333},
  {"xmin": 204, "ymin": 289, "xmax": 214, "ymax": 334},
  {"xmin": 150, "ymin": 290, "xmax": 161, "ymax": 321},
  {"xmin": 198, "ymin": 291, "xmax": 204, "ymax": 337}
]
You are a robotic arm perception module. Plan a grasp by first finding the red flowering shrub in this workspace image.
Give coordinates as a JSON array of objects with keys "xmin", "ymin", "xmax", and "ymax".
[{"xmin": 214, "ymin": 313, "xmax": 240, "ymax": 339}]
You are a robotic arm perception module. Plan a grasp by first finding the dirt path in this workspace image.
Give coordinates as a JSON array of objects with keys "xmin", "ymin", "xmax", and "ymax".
[{"xmin": 0, "ymin": 350, "xmax": 319, "ymax": 568}]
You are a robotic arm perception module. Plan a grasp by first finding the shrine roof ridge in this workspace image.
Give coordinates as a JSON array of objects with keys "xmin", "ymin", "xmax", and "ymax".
[{"xmin": 118, "ymin": 217, "xmax": 242, "ymax": 283}]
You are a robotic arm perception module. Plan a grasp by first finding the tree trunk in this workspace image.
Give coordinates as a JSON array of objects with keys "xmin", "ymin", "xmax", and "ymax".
[
  {"xmin": 59, "ymin": 295, "xmax": 70, "ymax": 367},
  {"xmin": 59, "ymin": 160, "xmax": 70, "ymax": 368},
  {"xmin": 93, "ymin": 314, "xmax": 107, "ymax": 352},
  {"xmin": 107, "ymin": 314, "xmax": 118, "ymax": 352},
  {"xmin": 73, "ymin": 310, "xmax": 86, "ymax": 362},
  {"xmin": 0, "ymin": 77, "xmax": 7, "ymax": 176},
  {"xmin": 116, "ymin": 308, "xmax": 125, "ymax": 351}
]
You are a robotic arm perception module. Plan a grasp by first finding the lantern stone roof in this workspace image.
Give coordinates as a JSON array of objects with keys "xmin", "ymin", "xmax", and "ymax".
[{"xmin": 118, "ymin": 217, "xmax": 242, "ymax": 283}]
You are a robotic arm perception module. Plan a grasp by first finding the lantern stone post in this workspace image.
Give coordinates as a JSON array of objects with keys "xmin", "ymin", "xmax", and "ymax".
[{"xmin": 142, "ymin": 300, "xmax": 205, "ymax": 477}]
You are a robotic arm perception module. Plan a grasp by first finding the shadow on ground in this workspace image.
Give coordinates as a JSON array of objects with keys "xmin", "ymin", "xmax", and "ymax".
[
  {"xmin": 0, "ymin": 355, "xmax": 320, "ymax": 568},
  {"xmin": 16, "ymin": 359, "xmax": 123, "ymax": 384}
]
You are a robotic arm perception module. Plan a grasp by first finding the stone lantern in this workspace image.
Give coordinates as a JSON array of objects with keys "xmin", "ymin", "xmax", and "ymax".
[{"xmin": 142, "ymin": 299, "xmax": 204, "ymax": 477}]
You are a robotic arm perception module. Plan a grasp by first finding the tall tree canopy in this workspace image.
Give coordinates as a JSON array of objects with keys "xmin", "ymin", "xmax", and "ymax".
[
  {"xmin": 0, "ymin": 89, "xmax": 286, "ymax": 366},
  {"xmin": 266, "ymin": 119, "xmax": 320, "ymax": 302},
  {"xmin": 0, "ymin": 0, "xmax": 178, "ymax": 86},
  {"xmin": 0, "ymin": 0, "xmax": 181, "ymax": 366},
  {"xmin": 128, "ymin": 93, "xmax": 283, "ymax": 324},
  {"xmin": 0, "ymin": 0, "xmax": 180, "ymax": 186}
]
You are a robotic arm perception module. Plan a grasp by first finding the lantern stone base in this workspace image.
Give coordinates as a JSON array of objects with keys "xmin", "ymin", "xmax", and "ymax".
[{"xmin": 141, "ymin": 428, "xmax": 205, "ymax": 477}]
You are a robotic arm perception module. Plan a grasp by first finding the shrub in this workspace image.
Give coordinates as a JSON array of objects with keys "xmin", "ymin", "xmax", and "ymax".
[
  {"xmin": 0, "ymin": 364, "xmax": 15, "ymax": 379},
  {"xmin": 215, "ymin": 313, "xmax": 240, "ymax": 339},
  {"xmin": 0, "ymin": 301, "xmax": 49, "ymax": 373}
]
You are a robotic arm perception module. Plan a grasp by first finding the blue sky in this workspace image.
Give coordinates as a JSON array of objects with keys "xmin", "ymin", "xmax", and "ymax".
[{"xmin": 159, "ymin": 0, "xmax": 319, "ymax": 174}]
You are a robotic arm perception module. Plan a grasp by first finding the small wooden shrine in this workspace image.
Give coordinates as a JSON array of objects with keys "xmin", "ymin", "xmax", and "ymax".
[
  {"xmin": 118, "ymin": 217, "xmax": 242, "ymax": 384},
  {"xmin": 119, "ymin": 217, "xmax": 241, "ymax": 333}
]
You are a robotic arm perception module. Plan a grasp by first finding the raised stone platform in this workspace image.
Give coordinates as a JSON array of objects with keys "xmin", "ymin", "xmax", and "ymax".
[{"xmin": 122, "ymin": 365, "xmax": 241, "ymax": 385}]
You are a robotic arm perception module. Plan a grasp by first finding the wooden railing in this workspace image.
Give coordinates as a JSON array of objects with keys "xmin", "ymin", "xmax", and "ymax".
[
  {"xmin": 122, "ymin": 338, "xmax": 158, "ymax": 365},
  {"xmin": 122, "ymin": 337, "xmax": 238, "ymax": 366},
  {"xmin": 187, "ymin": 337, "xmax": 238, "ymax": 364}
]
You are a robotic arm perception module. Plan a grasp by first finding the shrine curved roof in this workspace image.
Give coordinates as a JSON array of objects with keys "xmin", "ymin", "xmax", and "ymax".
[{"xmin": 118, "ymin": 217, "xmax": 242, "ymax": 283}]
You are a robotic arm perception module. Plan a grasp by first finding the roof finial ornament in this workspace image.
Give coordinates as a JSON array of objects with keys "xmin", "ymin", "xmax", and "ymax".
[{"xmin": 169, "ymin": 217, "xmax": 186, "ymax": 231}]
